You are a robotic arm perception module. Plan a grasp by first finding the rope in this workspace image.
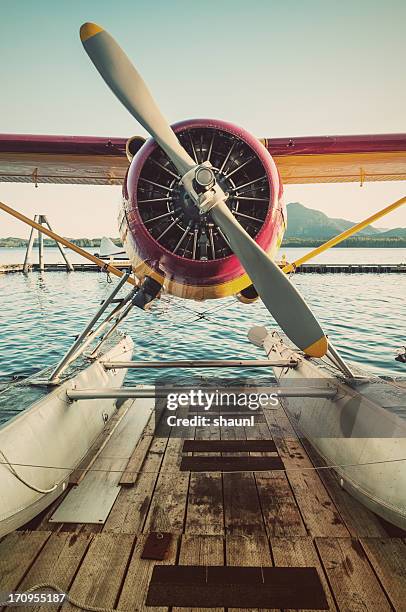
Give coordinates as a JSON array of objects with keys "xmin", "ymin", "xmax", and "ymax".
[
  {"xmin": 0, "ymin": 456, "xmax": 405, "ymax": 476},
  {"xmin": 0, "ymin": 583, "xmax": 125, "ymax": 611},
  {"xmin": 100, "ymin": 263, "xmax": 112, "ymax": 283},
  {"xmin": 0, "ymin": 450, "xmax": 58, "ymax": 494}
]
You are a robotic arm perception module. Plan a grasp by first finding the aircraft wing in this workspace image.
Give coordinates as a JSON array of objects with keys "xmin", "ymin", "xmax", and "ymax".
[
  {"xmin": 0, "ymin": 132, "xmax": 405, "ymax": 186},
  {"xmin": 261, "ymin": 134, "xmax": 406, "ymax": 184}
]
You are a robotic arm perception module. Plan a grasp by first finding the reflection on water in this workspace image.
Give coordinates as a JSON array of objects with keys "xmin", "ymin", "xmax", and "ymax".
[{"xmin": 0, "ymin": 270, "xmax": 405, "ymax": 385}]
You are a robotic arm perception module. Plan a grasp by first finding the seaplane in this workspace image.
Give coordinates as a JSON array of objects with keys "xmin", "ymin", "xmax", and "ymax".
[{"xmin": 0, "ymin": 22, "xmax": 405, "ymax": 538}]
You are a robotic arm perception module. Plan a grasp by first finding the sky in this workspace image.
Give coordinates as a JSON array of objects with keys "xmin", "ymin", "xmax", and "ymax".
[{"xmin": 1, "ymin": 0, "xmax": 405, "ymax": 237}]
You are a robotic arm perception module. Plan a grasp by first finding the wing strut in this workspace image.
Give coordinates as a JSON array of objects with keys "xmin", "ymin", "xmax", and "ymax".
[
  {"xmin": 0, "ymin": 200, "xmax": 137, "ymax": 287},
  {"xmin": 282, "ymin": 196, "xmax": 406, "ymax": 273}
]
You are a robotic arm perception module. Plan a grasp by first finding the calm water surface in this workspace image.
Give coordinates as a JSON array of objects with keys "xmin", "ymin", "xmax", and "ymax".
[
  {"xmin": 0, "ymin": 263, "xmax": 405, "ymax": 383},
  {"xmin": 1, "ymin": 246, "xmax": 406, "ymax": 265}
]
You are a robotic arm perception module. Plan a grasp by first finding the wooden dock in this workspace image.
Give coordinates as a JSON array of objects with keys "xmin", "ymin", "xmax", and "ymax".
[
  {"xmin": 1, "ymin": 262, "xmax": 405, "ymax": 274},
  {"xmin": 0, "ymin": 395, "xmax": 405, "ymax": 611}
]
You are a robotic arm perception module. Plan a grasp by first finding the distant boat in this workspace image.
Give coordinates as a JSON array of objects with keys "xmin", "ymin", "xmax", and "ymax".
[{"xmin": 95, "ymin": 236, "xmax": 128, "ymax": 261}]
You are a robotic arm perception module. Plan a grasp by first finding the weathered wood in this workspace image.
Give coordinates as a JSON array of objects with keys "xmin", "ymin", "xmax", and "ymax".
[
  {"xmin": 255, "ymin": 472, "xmax": 307, "ymax": 536},
  {"xmin": 185, "ymin": 425, "xmax": 224, "ymax": 536},
  {"xmin": 15, "ymin": 532, "xmax": 93, "ymax": 612},
  {"xmin": 62, "ymin": 533, "xmax": 135, "ymax": 612},
  {"xmin": 360, "ymin": 537, "xmax": 406, "ymax": 610},
  {"xmin": 316, "ymin": 537, "xmax": 392, "ymax": 611},
  {"xmin": 222, "ymin": 427, "xmax": 266, "ymax": 536},
  {"xmin": 103, "ymin": 447, "xmax": 165, "ymax": 534},
  {"xmin": 173, "ymin": 534, "xmax": 224, "ymax": 612},
  {"xmin": 266, "ymin": 405, "xmax": 349, "ymax": 537},
  {"xmin": 271, "ymin": 536, "xmax": 337, "ymax": 611},
  {"xmin": 226, "ymin": 534, "xmax": 277, "ymax": 612},
  {"xmin": 245, "ymin": 414, "xmax": 307, "ymax": 537},
  {"xmin": 0, "ymin": 531, "xmax": 50, "ymax": 593},
  {"xmin": 119, "ymin": 433, "xmax": 153, "ymax": 485},
  {"xmin": 118, "ymin": 533, "xmax": 178, "ymax": 611},
  {"xmin": 119, "ymin": 409, "xmax": 156, "ymax": 486},
  {"xmin": 144, "ymin": 438, "xmax": 190, "ymax": 534},
  {"xmin": 2, "ymin": 385, "xmax": 406, "ymax": 612}
]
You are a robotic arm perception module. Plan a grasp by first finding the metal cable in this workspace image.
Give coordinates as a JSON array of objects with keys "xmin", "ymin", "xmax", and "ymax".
[{"xmin": 0, "ymin": 456, "xmax": 404, "ymax": 477}]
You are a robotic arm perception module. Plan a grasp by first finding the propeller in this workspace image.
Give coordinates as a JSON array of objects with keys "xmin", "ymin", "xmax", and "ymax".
[
  {"xmin": 79, "ymin": 23, "xmax": 194, "ymax": 176},
  {"xmin": 80, "ymin": 22, "xmax": 328, "ymax": 358}
]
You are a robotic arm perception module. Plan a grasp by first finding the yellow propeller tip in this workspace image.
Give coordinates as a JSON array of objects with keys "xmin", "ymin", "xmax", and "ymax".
[
  {"xmin": 80, "ymin": 22, "xmax": 104, "ymax": 42},
  {"xmin": 303, "ymin": 336, "xmax": 328, "ymax": 358}
]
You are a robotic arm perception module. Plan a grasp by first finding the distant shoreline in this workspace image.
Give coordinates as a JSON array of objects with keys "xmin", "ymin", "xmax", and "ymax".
[
  {"xmin": 282, "ymin": 239, "xmax": 406, "ymax": 248},
  {"xmin": 1, "ymin": 238, "xmax": 405, "ymax": 249}
]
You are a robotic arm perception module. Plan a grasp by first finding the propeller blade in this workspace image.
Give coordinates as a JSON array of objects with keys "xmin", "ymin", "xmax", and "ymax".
[
  {"xmin": 80, "ymin": 22, "xmax": 194, "ymax": 176},
  {"xmin": 210, "ymin": 202, "xmax": 328, "ymax": 357},
  {"xmin": 80, "ymin": 22, "xmax": 327, "ymax": 357}
]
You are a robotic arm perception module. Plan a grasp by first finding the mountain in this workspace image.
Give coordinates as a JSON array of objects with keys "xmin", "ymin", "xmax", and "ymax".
[
  {"xmin": 377, "ymin": 227, "xmax": 406, "ymax": 239},
  {"xmin": 284, "ymin": 202, "xmax": 382, "ymax": 240},
  {"xmin": 1, "ymin": 204, "xmax": 405, "ymax": 248}
]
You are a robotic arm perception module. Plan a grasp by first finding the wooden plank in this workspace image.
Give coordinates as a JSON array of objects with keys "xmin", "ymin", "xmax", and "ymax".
[
  {"xmin": 244, "ymin": 412, "xmax": 307, "ymax": 538},
  {"xmin": 180, "ymin": 455, "xmax": 284, "ymax": 472},
  {"xmin": 360, "ymin": 537, "xmax": 406, "ymax": 610},
  {"xmin": 144, "ymin": 438, "xmax": 190, "ymax": 534},
  {"xmin": 185, "ymin": 426, "xmax": 224, "ymax": 536},
  {"xmin": 226, "ymin": 534, "xmax": 276, "ymax": 612},
  {"xmin": 103, "ymin": 441, "xmax": 165, "ymax": 534},
  {"xmin": 223, "ymin": 425, "xmax": 265, "ymax": 537},
  {"xmin": 301, "ymin": 438, "xmax": 388, "ymax": 537},
  {"xmin": 118, "ymin": 533, "xmax": 178, "ymax": 611},
  {"xmin": 222, "ymin": 426, "xmax": 266, "ymax": 536},
  {"xmin": 264, "ymin": 406, "xmax": 349, "ymax": 537},
  {"xmin": 62, "ymin": 533, "xmax": 135, "ymax": 612},
  {"xmin": 119, "ymin": 408, "xmax": 156, "ymax": 486},
  {"xmin": 0, "ymin": 531, "xmax": 50, "ymax": 593},
  {"xmin": 119, "ymin": 433, "xmax": 153, "ymax": 485},
  {"xmin": 315, "ymin": 537, "xmax": 392, "ymax": 611},
  {"xmin": 271, "ymin": 536, "xmax": 337, "ymax": 611},
  {"xmin": 255, "ymin": 472, "xmax": 307, "ymax": 536},
  {"xmin": 13, "ymin": 532, "xmax": 93, "ymax": 612},
  {"xmin": 174, "ymin": 534, "xmax": 224, "ymax": 612}
]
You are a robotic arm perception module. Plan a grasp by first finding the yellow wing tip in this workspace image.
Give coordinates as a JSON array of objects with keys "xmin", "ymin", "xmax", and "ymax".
[
  {"xmin": 304, "ymin": 336, "xmax": 328, "ymax": 358},
  {"xmin": 80, "ymin": 22, "xmax": 104, "ymax": 42}
]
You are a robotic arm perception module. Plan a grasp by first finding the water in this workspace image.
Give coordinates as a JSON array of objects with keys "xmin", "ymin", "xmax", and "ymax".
[
  {"xmin": 282, "ymin": 247, "xmax": 406, "ymax": 265},
  {"xmin": 0, "ymin": 260, "xmax": 405, "ymax": 393},
  {"xmin": 1, "ymin": 246, "xmax": 406, "ymax": 265}
]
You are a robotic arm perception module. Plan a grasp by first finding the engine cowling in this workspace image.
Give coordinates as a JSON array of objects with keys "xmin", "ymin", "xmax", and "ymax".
[{"xmin": 119, "ymin": 118, "xmax": 285, "ymax": 300}]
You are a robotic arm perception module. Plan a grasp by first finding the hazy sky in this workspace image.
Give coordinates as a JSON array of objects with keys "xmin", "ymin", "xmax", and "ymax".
[{"xmin": 1, "ymin": 0, "xmax": 405, "ymax": 237}]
